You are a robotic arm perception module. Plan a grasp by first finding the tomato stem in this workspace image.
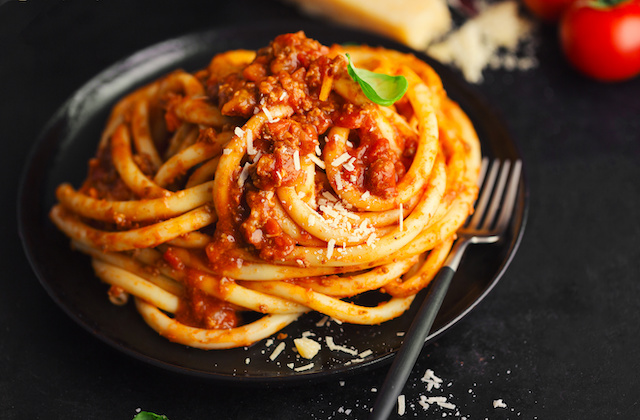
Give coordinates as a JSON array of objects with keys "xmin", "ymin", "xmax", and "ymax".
[{"xmin": 590, "ymin": 0, "xmax": 630, "ymax": 8}]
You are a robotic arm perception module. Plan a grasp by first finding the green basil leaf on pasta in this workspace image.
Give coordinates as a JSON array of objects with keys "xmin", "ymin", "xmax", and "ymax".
[{"xmin": 345, "ymin": 53, "xmax": 408, "ymax": 106}]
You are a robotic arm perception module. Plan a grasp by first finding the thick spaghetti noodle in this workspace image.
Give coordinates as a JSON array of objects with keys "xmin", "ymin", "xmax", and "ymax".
[{"xmin": 50, "ymin": 32, "xmax": 481, "ymax": 350}]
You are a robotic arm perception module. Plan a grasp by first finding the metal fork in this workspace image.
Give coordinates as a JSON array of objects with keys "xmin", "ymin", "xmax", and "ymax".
[{"xmin": 370, "ymin": 158, "xmax": 523, "ymax": 420}]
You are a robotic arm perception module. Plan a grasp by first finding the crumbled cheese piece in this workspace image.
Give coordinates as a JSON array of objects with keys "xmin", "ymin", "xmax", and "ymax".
[
  {"xmin": 223, "ymin": 148, "xmax": 232, "ymax": 155},
  {"xmin": 398, "ymin": 395, "xmax": 406, "ymax": 416},
  {"xmin": 269, "ymin": 342, "xmax": 286, "ymax": 361},
  {"xmin": 362, "ymin": 191, "xmax": 370, "ymax": 200},
  {"xmin": 493, "ymin": 399, "xmax": 507, "ymax": 409},
  {"xmin": 245, "ymin": 358, "xmax": 250, "ymax": 365},
  {"xmin": 234, "ymin": 127, "xmax": 245, "ymax": 138},
  {"xmin": 294, "ymin": 337, "xmax": 322, "ymax": 359},
  {"xmin": 250, "ymin": 229, "xmax": 263, "ymax": 243},
  {"xmin": 293, "ymin": 150, "xmax": 301, "ymax": 171}
]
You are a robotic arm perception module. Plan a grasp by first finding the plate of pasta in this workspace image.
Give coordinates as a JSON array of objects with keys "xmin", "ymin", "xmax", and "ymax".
[{"xmin": 19, "ymin": 22, "xmax": 527, "ymax": 383}]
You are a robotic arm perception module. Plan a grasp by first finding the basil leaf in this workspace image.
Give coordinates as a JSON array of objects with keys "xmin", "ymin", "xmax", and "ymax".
[
  {"xmin": 345, "ymin": 53, "xmax": 408, "ymax": 106},
  {"xmin": 133, "ymin": 412, "xmax": 169, "ymax": 420}
]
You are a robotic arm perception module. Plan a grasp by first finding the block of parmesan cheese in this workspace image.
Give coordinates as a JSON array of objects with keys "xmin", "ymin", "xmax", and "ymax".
[{"xmin": 284, "ymin": 0, "xmax": 453, "ymax": 49}]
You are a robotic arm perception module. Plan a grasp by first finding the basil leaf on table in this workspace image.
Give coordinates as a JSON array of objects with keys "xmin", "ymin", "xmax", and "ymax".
[
  {"xmin": 133, "ymin": 412, "xmax": 169, "ymax": 420},
  {"xmin": 345, "ymin": 53, "xmax": 408, "ymax": 106}
]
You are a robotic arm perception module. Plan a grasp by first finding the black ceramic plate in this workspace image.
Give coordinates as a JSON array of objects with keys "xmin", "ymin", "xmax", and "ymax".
[{"xmin": 18, "ymin": 21, "xmax": 528, "ymax": 384}]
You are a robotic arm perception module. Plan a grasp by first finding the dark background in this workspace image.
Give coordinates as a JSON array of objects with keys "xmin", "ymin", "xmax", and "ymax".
[{"xmin": 3, "ymin": 0, "xmax": 640, "ymax": 419}]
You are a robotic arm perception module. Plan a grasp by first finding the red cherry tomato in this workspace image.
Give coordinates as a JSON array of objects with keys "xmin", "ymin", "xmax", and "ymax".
[
  {"xmin": 559, "ymin": 0, "xmax": 640, "ymax": 81},
  {"xmin": 523, "ymin": 0, "xmax": 576, "ymax": 21}
]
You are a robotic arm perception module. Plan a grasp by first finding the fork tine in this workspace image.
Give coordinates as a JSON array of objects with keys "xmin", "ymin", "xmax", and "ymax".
[
  {"xmin": 467, "ymin": 158, "xmax": 499, "ymax": 229},
  {"xmin": 492, "ymin": 159, "xmax": 522, "ymax": 233},
  {"xmin": 477, "ymin": 157, "xmax": 490, "ymax": 187},
  {"xmin": 481, "ymin": 160, "xmax": 511, "ymax": 230}
]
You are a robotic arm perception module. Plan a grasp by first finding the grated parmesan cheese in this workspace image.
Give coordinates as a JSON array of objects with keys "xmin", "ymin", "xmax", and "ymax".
[
  {"xmin": 246, "ymin": 130, "xmax": 255, "ymax": 155},
  {"xmin": 293, "ymin": 150, "xmax": 301, "ymax": 170},
  {"xmin": 331, "ymin": 152, "xmax": 351, "ymax": 167},
  {"xmin": 426, "ymin": 0, "xmax": 535, "ymax": 83},
  {"xmin": 421, "ymin": 368, "xmax": 444, "ymax": 391},
  {"xmin": 325, "ymin": 336, "xmax": 358, "ymax": 356},
  {"xmin": 262, "ymin": 106, "xmax": 276, "ymax": 122},
  {"xmin": 359, "ymin": 349, "xmax": 373, "ymax": 358},
  {"xmin": 398, "ymin": 395, "xmax": 406, "ymax": 416},
  {"xmin": 315, "ymin": 315, "xmax": 329, "ymax": 327},
  {"xmin": 335, "ymin": 171, "xmax": 343, "ymax": 191},
  {"xmin": 237, "ymin": 162, "xmax": 251, "ymax": 187},
  {"xmin": 343, "ymin": 156, "xmax": 356, "ymax": 172},
  {"xmin": 326, "ymin": 238, "xmax": 336, "ymax": 259},
  {"xmin": 294, "ymin": 362, "xmax": 315, "ymax": 372},
  {"xmin": 309, "ymin": 153, "xmax": 326, "ymax": 169},
  {"xmin": 269, "ymin": 342, "xmax": 286, "ymax": 361}
]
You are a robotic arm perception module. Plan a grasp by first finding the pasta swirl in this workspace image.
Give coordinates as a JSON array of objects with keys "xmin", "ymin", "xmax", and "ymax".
[{"xmin": 50, "ymin": 32, "xmax": 481, "ymax": 349}]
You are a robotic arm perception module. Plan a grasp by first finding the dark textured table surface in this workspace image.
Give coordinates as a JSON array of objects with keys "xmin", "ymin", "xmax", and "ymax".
[{"xmin": 3, "ymin": 1, "xmax": 640, "ymax": 419}]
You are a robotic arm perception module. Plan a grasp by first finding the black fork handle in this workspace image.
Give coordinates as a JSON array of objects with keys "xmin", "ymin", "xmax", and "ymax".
[{"xmin": 369, "ymin": 266, "xmax": 456, "ymax": 420}]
